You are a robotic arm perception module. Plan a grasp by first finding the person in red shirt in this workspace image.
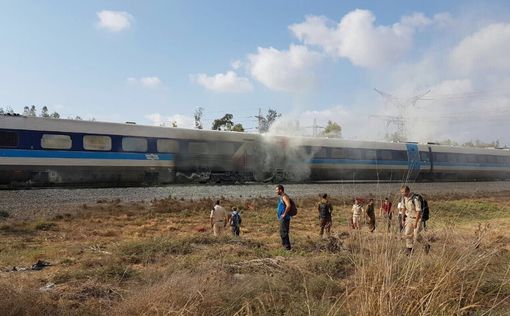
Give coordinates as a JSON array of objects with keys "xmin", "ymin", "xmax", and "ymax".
[{"xmin": 381, "ymin": 197, "xmax": 393, "ymax": 233}]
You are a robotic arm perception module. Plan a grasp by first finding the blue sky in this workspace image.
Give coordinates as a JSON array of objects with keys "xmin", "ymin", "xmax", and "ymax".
[{"xmin": 1, "ymin": 1, "xmax": 510, "ymax": 143}]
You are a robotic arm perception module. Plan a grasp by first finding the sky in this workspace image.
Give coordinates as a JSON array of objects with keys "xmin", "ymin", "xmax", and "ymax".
[{"xmin": 1, "ymin": 1, "xmax": 510, "ymax": 144}]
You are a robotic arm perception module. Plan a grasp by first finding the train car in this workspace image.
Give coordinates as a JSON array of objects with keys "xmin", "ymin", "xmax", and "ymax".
[
  {"xmin": 0, "ymin": 115, "xmax": 259, "ymax": 186},
  {"xmin": 1, "ymin": 114, "xmax": 510, "ymax": 187}
]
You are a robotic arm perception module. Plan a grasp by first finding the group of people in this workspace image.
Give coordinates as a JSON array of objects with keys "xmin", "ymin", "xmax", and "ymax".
[{"xmin": 209, "ymin": 184, "xmax": 431, "ymax": 255}]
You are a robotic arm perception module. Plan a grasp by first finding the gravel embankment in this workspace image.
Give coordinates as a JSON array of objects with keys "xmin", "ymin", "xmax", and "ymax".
[{"xmin": 2, "ymin": 182, "xmax": 510, "ymax": 219}]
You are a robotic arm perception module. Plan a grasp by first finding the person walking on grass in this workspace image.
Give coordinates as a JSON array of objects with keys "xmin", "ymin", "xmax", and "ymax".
[
  {"xmin": 229, "ymin": 206, "xmax": 242, "ymax": 237},
  {"xmin": 317, "ymin": 193, "xmax": 333, "ymax": 239},
  {"xmin": 381, "ymin": 197, "xmax": 393, "ymax": 233},
  {"xmin": 275, "ymin": 184, "xmax": 292, "ymax": 250},
  {"xmin": 366, "ymin": 198, "xmax": 376, "ymax": 233},
  {"xmin": 352, "ymin": 198, "xmax": 364, "ymax": 230},
  {"xmin": 400, "ymin": 185, "xmax": 431, "ymax": 255},
  {"xmin": 397, "ymin": 200, "xmax": 406, "ymax": 233},
  {"xmin": 210, "ymin": 200, "xmax": 227, "ymax": 237}
]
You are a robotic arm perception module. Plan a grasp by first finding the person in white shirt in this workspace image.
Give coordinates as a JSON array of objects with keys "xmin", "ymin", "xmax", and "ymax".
[
  {"xmin": 210, "ymin": 200, "xmax": 227, "ymax": 237},
  {"xmin": 351, "ymin": 198, "xmax": 364, "ymax": 230},
  {"xmin": 397, "ymin": 201, "xmax": 405, "ymax": 233}
]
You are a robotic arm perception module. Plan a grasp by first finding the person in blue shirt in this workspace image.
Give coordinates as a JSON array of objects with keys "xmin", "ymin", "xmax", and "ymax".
[{"xmin": 275, "ymin": 184, "xmax": 292, "ymax": 250}]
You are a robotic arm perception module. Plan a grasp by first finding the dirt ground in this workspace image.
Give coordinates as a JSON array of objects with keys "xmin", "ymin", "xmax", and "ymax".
[{"xmin": 0, "ymin": 193, "xmax": 509, "ymax": 315}]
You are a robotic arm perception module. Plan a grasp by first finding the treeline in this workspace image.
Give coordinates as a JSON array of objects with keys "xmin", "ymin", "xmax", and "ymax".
[{"xmin": 0, "ymin": 105, "xmax": 86, "ymax": 120}]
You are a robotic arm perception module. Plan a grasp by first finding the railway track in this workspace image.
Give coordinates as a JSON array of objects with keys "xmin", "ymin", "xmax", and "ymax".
[{"xmin": 2, "ymin": 181, "xmax": 510, "ymax": 219}]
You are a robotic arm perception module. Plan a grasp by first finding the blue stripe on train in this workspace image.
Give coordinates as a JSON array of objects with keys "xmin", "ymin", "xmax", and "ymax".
[
  {"xmin": 310, "ymin": 158, "xmax": 508, "ymax": 169},
  {"xmin": 310, "ymin": 158, "xmax": 409, "ymax": 166},
  {"xmin": 0, "ymin": 149, "xmax": 175, "ymax": 161}
]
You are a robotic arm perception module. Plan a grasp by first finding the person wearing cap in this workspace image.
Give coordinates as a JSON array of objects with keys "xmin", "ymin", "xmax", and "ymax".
[
  {"xmin": 351, "ymin": 198, "xmax": 364, "ymax": 230},
  {"xmin": 317, "ymin": 193, "xmax": 333, "ymax": 238}
]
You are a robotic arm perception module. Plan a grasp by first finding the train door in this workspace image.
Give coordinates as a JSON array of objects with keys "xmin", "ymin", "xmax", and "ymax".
[{"xmin": 406, "ymin": 143, "xmax": 421, "ymax": 181}]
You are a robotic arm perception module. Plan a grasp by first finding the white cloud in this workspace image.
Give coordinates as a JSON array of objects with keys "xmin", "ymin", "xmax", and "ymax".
[
  {"xmin": 289, "ymin": 10, "xmax": 448, "ymax": 68},
  {"xmin": 140, "ymin": 77, "xmax": 162, "ymax": 87},
  {"xmin": 248, "ymin": 44, "xmax": 323, "ymax": 92},
  {"xmin": 145, "ymin": 113, "xmax": 195, "ymax": 128},
  {"xmin": 96, "ymin": 10, "xmax": 133, "ymax": 32},
  {"xmin": 450, "ymin": 23, "xmax": 510, "ymax": 76},
  {"xmin": 192, "ymin": 71, "xmax": 253, "ymax": 93},
  {"xmin": 127, "ymin": 77, "xmax": 162, "ymax": 87}
]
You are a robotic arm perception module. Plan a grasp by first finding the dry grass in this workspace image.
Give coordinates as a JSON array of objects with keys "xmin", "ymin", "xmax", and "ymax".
[{"xmin": 0, "ymin": 193, "xmax": 509, "ymax": 315}]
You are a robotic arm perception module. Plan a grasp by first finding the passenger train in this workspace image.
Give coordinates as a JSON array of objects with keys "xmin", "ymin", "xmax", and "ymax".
[{"xmin": 1, "ymin": 115, "xmax": 510, "ymax": 187}]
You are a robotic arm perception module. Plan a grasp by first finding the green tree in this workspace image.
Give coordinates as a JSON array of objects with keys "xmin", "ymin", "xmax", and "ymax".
[
  {"xmin": 212, "ymin": 113, "xmax": 234, "ymax": 131},
  {"xmin": 50, "ymin": 112, "xmax": 60, "ymax": 119},
  {"xmin": 320, "ymin": 120, "xmax": 342, "ymax": 138},
  {"xmin": 231, "ymin": 123, "xmax": 245, "ymax": 132},
  {"xmin": 40, "ymin": 106, "xmax": 50, "ymax": 117}
]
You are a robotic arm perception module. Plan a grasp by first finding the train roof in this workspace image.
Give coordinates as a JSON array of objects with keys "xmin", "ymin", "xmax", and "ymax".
[
  {"xmin": 0, "ymin": 115, "xmax": 258, "ymax": 142},
  {"xmin": 1, "ymin": 115, "xmax": 509, "ymax": 155}
]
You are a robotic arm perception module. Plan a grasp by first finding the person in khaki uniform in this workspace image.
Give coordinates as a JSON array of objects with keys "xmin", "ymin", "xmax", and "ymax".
[
  {"xmin": 351, "ymin": 198, "xmax": 364, "ymax": 230},
  {"xmin": 210, "ymin": 200, "xmax": 227, "ymax": 237},
  {"xmin": 400, "ymin": 185, "xmax": 431, "ymax": 254}
]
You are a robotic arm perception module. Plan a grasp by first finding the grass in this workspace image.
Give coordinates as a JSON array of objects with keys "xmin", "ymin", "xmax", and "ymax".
[{"xmin": 0, "ymin": 194, "xmax": 509, "ymax": 315}]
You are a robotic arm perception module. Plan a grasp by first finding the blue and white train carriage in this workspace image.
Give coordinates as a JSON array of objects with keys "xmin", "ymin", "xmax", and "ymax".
[
  {"xmin": 0, "ymin": 115, "xmax": 259, "ymax": 186},
  {"xmin": 1, "ymin": 114, "xmax": 510, "ymax": 187}
]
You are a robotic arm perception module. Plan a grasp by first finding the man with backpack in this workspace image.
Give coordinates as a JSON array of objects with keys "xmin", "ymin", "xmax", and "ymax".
[
  {"xmin": 275, "ymin": 184, "xmax": 296, "ymax": 250},
  {"xmin": 317, "ymin": 193, "xmax": 333, "ymax": 239},
  {"xmin": 400, "ymin": 185, "xmax": 431, "ymax": 255},
  {"xmin": 229, "ymin": 206, "xmax": 242, "ymax": 237}
]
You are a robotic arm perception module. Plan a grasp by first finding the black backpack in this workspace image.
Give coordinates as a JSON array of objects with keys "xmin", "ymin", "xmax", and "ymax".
[
  {"xmin": 412, "ymin": 193, "xmax": 430, "ymax": 221},
  {"xmin": 287, "ymin": 198, "xmax": 298, "ymax": 217},
  {"xmin": 318, "ymin": 202, "xmax": 331, "ymax": 218}
]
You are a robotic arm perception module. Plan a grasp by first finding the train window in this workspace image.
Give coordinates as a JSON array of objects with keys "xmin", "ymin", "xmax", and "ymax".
[
  {"xmin": 457, "ymin": 154, "xmax": 468, "ymax": 163},
  {"xmin": 434, "ymin": 153, "xmax": 448, "ymax": 162},
  {"xmin": 83, "ymin": 135, "xmax": 112, "ymax": 151},
  {"xmin": 331, "ymin": 148, "xmax": 347, "ymax": 159},
  {"xmin": 122, "ymin": 137, "xmax": 147, "ymax": 152},
  {"xmin": 477, "ymin": 155, "xmax": 488, "ymax": 163},
  {"xmin": 420, "ymin": 151, "xmax": 430, "ymax": 162},
  {"xmin": 157, "ymin": 139, "xmax": 179, "ymax": 153},
  {"xmin": 313, "ymin": 147, "xmax": 328, "ymax": 158},
  {"xmin": 41, "ymin": 134, "xmax": 72, "ymax": 149},
  {"xmin": 497, "ymin": 156, "xmax": 508, "ymax": 164},
  {"xmin": 364, "ymin": 150, "xmax": 377, "ymax": 160},
  {"xmin": 392, "ymin": 151, "xmax": 407, "ymax": 161},
  {"xmin": 0, "ymin": 131, "xmax": 18, "ymax": 148},
  {"xmin": 348, "ymin": 148, "xmax": 363, "ymax": 160},
  {"xmin": 466, "ymin": 154, "xmax": 477, "ymax": 163},
  {"xmin": 189, "ymin": 142, "xmax": 208, "ymax": 154},
  {"xmin": 447, "ymin": 153, "xmax": 459, "ymax": 163},
  {"xmin": 214, "ymin": 142, "xmax": 235, "ymax": 155},
  {"xmin": 377, "ymin": 150, "xmax": 393, "ymax": 160},
  {"xmin": 487, "ymin": 155, "xmax": 498, "ymax": 164}
]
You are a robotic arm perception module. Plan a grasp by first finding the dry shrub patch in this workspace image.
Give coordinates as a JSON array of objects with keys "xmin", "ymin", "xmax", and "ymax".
[{"xmin": 0, "ymin": 194, "xmax": 509, "ymax": 315}]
